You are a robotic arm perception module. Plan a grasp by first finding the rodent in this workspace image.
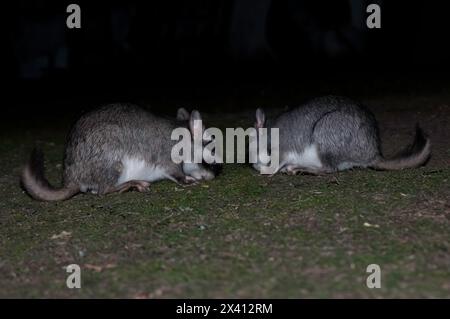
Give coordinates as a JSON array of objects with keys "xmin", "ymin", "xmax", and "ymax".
[
  {"xmin": 21, "ymin": 103, "xmax": 215, "ymax": 201},
  {"xmin": 253, "ymin": 95, "xmax": 431, "ymax": 175}
]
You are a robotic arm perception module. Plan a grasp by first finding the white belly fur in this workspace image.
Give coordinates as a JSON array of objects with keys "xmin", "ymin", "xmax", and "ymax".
[
  {"xmin": 284, "ymin": 144, "xmax": 323, "ymax": 169},
  {"xmin": 117, "ymin": 156, "xmax": 168, "ymax": 185}
]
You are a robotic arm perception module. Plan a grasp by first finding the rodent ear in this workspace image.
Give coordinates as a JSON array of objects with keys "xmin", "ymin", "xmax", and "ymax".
[
  {"xmin": 189, "ymin": 110, "xmax": 204, "ymax": 136},
  {"xmin": 176, "ymin": 107, "xmax": 190, "ymax": 121},
  {"xmin": 255, "ymin": 108, "xmax": 266, "ymax": 128}
]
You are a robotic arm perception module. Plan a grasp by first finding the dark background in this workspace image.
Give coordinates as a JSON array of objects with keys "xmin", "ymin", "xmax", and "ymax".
[{"xmin": 4, "ymin": 0, "xmax": 450, "ymax": 117}]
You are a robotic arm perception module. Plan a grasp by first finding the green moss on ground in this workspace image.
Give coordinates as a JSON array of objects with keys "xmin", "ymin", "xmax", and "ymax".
[{"xmin": 0, "ymin": 111, "xmax": 449, "ymax": 298}]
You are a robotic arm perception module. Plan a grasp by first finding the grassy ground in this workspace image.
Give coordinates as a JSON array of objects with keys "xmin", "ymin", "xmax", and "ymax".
[{"xmin": 1, "ymin": 89, "xmax": 449, "ymax": 298}]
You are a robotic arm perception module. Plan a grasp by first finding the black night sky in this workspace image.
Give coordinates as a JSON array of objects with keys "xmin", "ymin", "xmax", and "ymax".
[{"xmin": 4, "ymin": 0, "xmax": 450, "ymax": 115}]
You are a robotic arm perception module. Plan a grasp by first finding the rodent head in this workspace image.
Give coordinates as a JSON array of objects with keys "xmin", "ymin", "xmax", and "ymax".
[{"xmin": 178, "ymin": 108, "xmax": 218, "ymax": 180}]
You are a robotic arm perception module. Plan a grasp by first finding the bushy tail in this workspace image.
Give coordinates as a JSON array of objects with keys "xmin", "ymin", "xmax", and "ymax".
[
  {"xmin": 21, "ymin": 148, "xmax": 79, "ymax": 201},
  {"xmin": 372, "ymin": 125, "xmax": 431, "ymax": 170}
]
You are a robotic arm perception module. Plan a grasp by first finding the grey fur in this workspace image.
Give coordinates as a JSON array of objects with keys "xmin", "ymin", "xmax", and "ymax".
[
  {"xmin": 254, "ymin": 95, "xmax": 431, "ymax": 174},
  {"xmin": 22, "ymin": 103, "xmax": 214, "ymax": 201}
]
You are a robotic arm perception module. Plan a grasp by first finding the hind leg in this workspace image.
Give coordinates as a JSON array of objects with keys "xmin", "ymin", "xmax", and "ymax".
[
  {"xmin": 312, "ymin": 110, "xmax": 380, "ymax": 171},
  {"xmin": 117, "ymin": 180, "xmax": 151, "ymax": 193},
  {"xmin": 283, "ymin": 164, "xmax": 331, "ymax": 176},
  {"xmin": 76, "ymin": 161, "xmax": 151, "ymax": 195},
  {"xmin": 101, "ymin": 180, "xmax": 151, "ymax": 195},
  {"xmin": 66, "ymin": 159, "xmax": 126, "ymax": 194}
]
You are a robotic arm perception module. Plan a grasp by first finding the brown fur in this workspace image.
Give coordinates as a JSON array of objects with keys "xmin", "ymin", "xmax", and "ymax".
[
  {"xmin": 372, "ymin": 126, "xmax": 431, "ymax": 170},
  {"xmin": 21, "ymin": 149, "xmax": 79, "ymax": 201}
]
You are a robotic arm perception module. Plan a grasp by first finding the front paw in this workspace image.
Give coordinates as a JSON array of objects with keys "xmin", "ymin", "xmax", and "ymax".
[
  {"xmin": 177, "ymin": 175, "xmax": 198, "ymax": 186},
  {"xmin": 184, "ymin": 175, "xmax": 197, "ymax": 184},
  {"xmin": 286, "ymin": 169, "xmax": 300, "ymax": 176},
  {"xmin": 191, "ymin": 169, "xmax": 215, "ymax": 181}
]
